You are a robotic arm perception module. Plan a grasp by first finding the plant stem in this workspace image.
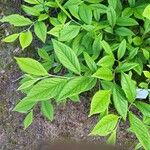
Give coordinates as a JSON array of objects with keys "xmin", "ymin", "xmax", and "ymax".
[
  {"xmin": 55, "ymin": 0, "xmax": 82, "ymax": 26},
  {"xmin": 48, "ymin": 74, "xmax": 72, "ymax": 79}
]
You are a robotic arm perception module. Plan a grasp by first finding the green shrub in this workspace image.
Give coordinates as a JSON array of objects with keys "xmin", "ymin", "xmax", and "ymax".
[{"xmin": 1, "ymin": 0, "xmax": 150, "ymax": 149}]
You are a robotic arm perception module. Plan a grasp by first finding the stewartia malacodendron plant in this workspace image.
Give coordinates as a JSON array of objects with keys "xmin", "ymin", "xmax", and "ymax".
[{"xmin": 1, "ymin": 0, "xmax": 150, "ymax": 149}]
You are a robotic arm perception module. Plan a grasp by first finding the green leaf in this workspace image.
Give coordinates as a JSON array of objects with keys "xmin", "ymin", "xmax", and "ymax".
[
  {"xmin": 143, "ymin": 71, "xmax": 150, "ymax": 79},
  {"xmin": 55, "ymin": 0, "xmax": 72, "ymax": 20},
  {"xmin": 38, "ymin": 14, "xmax": 49, "ymax": 21},
  {"xmin": 13, "ymin": 99, "xmax": 36, "ymax": 113},
  {"xmin": 101, "ymin": 81, "xmax": 114, "ymax": 90},
  {"xmin": 50, "ymin": 17, "xmax": 61, "ymax": 26},
  {"xmin": 2, "ymin": 34, "xmax": 19, "ymax": 43},
  {"xmin": 34, "ymin": 21, "xmax": 47, "ymax": 43},
  {"xmin": 142, "ymin": 49, "xmax": 149, "ymax": 60},
  {"xmin": 112, "ymin": 84, "xmax": 128, "ymax": 120},
  {"xmin": 59, "ymin": 25, "xmax": 81, "ymax": 41},
  {"xmin": 15, "ymin": 57, "xmax": 48, "ymax": 76},
  {"xmin": 67, "ymin": 5, "xmax": 80, "ymax": 20},
  {"xmin": 38, "ymin": 48, "xmax": 50, "ymax": 60},
  {"xmin": 90, "ymin": 114, "xmax": 119, "ymax": 136},
  {"xmin": 0, "ymin": 14, "xmax": 33, "ymax": 26},
  {"xmin": 41, "ymin": 101, "xmax": 54, "ymax": 121},
  {"xmin": 79, "ymin": 4, "xmax": 92, "ymax": 24},
  {"xmin": 122, "ymin": 7, "xmax": 133, "ymax": 17},
  {"xmin": 143, "ymin": 116, "xmax": 150, "ymax": 125},
  {"xmin": 45, "ymin": 2, "xmax": 58, "ymax": 8},
  {"xmin": 84, "ymin": 0, "xmax": 100, "ymax": 3},
  {"xmin": 24, "ymin": 0, "xmax": 40, "ymax": 4},
  {"xmin": 90, "ymin": 4, "xmax": 107, "ymax": 13},
  {"xmin": 89, "ymin": 90, "xmax": 111, "ymax": 117},
  {"xmin": 139, "ymin": 82, "xmax": 148, "ymax": 89},
  {"xmin": 92, "ymin": 67, "xmax": 114, "ymax": 81},
  {"xmin": 58, "ymin": 12, "xmax": 69, "ymax": 24},
  {"xmin": 108, "ymin": 0, "xmax": 118, "ymax": 9},
  {"xmin": 26, "ymin": 78, "xmax": 67, "ymax": 101},
  {"xmin": 117, "ymin": 39, "xmax": 126, "ymax": 60},
  {"xmin": 128, "ymin": 47, "xmax": 139, "ymax": 60},
  {"xmin": 69, "ymin": 95, "xmax": 80, "ymax": 102},
  {"xmin": 116, "ymin": 62, "xmax": 138, "ymax": 73},
  {"xmin": 115, "ymin": 27, "xmax": 135, "ymax": 36},
  {"xmin": 52, "ymin": 39, "xmax": 81, "ymax": 75},
  {"xmin": 17, "ymin": 78, "xmax": 40, "ymax": 91},
  {"xmin": 57, "ymin": 77, "xmax": 96, "ymax": 101},
  {"xmin": 107, "ymin": 6, "xmax": 116, "ymax": 27},
  {"xmin": 143, "ymin": 4, "xmax": 150, "ymax": 20},
  {"xmin": 116, "ymin": 17, "xmax": 138, "ymax": 26},
  {"xmin": 92, "ymin": 35, "xmax": 102, "ymax": 58},
  {"xmin": 133, "ymin": 36, "xmax": 143, "ymax": 46},
  {"xmin": 83, "ymin": 52, "xmax": 97, "ymax": 72},
  {"xmin": 47, "ymin": 25, "xmax": 63, "ymax": 37},
  {"xmin": 135, "ymin": 101, "xmax": 150, "ymax": 117},
  {"xmin": 107, "ymin": 130, "xmax": 116, "ymax": 145},
  {"xmin": 100, "ymin": 40, "xmax": 113, "ymax": 56},
  {"xmin": 82, "ymin": 24, "xmax": 95, "ymax": 31},
  {"xmin": 135, "ymin": 143, "xmax": 142, "ymax": 150},
  {"xmin": 128, "ymin": 0, "xmax": 135, "ymax": 7},
  {"xmin": 121, "ymin": 73, "xmax": 136, "ymax": 103},
  {"xmin": 64, "ymin": 0, "xmax": 82, "ymax": 8},
  {"xmin": 97, "ymin": 55, "xmax": 115, "ymax": 68},
  {"xmin": 24, "ymin": 111, "xmax": 33, "ymax": 129},
  {"xmin": 22, "ymin": 5, "xmax": 40, "ymax": 16},
  {"xmin": 19, "ymin": 31, "xmax": 33, "ymax": 49},
  {"xmin": 129, "ymin": 112, "xmax": 150, "ymax": 150}
]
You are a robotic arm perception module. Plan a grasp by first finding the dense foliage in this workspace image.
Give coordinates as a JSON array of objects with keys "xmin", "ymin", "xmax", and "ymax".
[{"xmin": 1, "ymin": 0, "xmax": 150, "ymax": 149}]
